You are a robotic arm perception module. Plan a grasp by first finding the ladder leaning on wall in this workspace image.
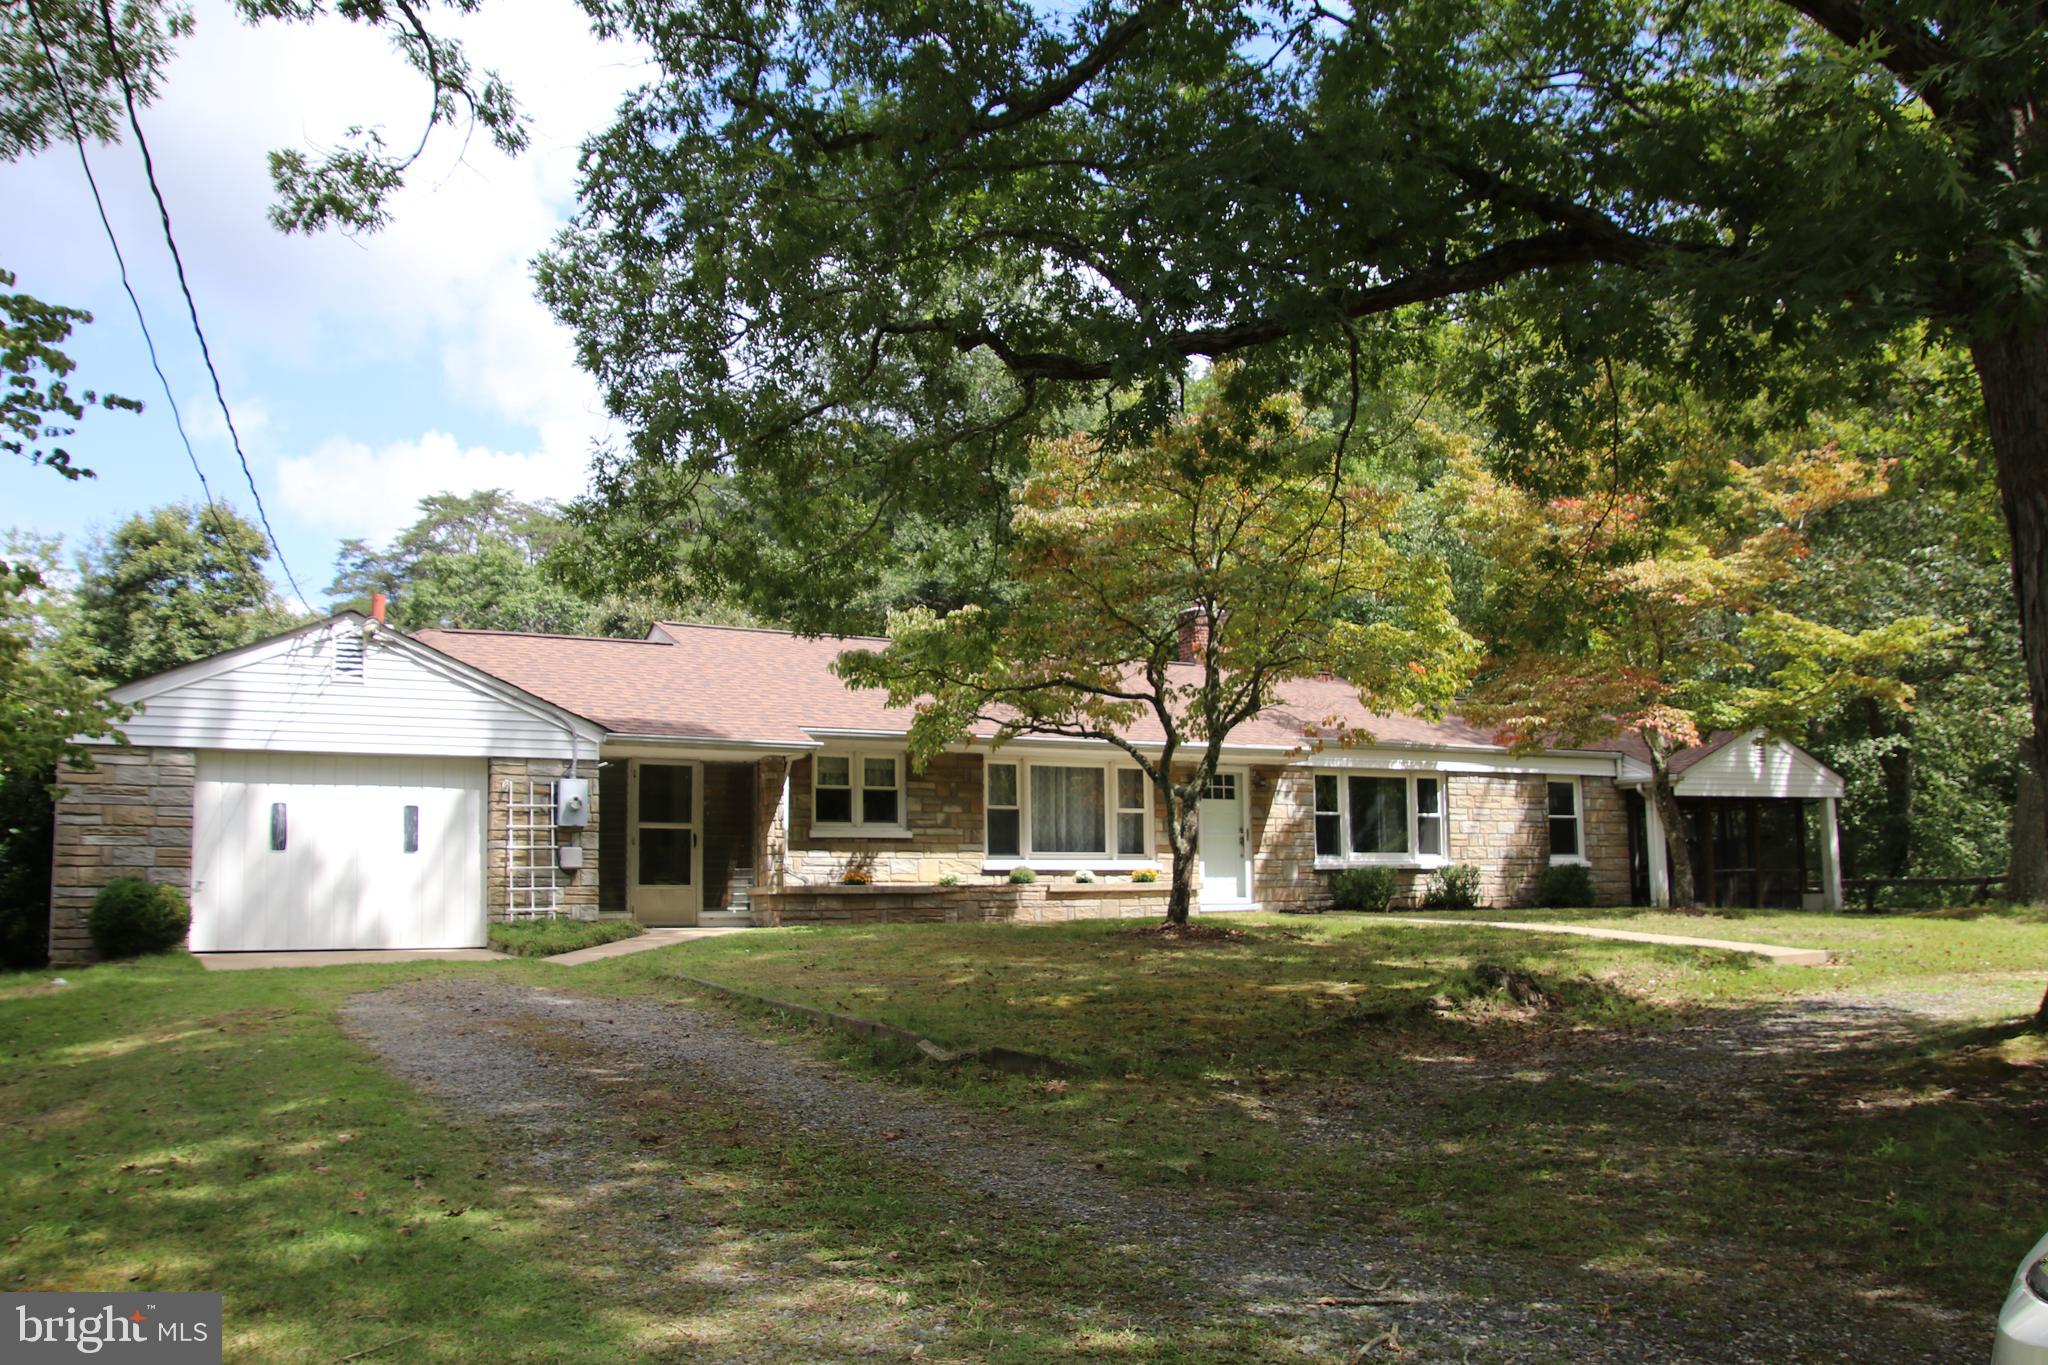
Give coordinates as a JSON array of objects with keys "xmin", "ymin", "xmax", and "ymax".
[{"xmin": 503, "ymin": 778, "xmax": 560, "ymax": 920}]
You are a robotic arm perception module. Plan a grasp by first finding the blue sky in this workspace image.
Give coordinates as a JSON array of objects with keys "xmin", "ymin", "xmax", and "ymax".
[{"xmin": 3, "ymin": 0, "xmax": 650, "ymax": 609}]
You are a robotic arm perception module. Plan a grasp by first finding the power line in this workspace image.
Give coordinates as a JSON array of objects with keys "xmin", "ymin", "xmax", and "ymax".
[
  {"xmin": 87, "ymin": 0, "xmax": 312, "ymax": 610},
  {"xmin": 21, "ymin": 0, "xmax": 228, "ymax": 538}
]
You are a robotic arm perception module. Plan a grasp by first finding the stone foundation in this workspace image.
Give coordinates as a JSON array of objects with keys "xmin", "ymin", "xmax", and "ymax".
[
  {"xmin": 750, "ymin": 880, "xmax": 1180, "ymax": 926},
  {"xmin": 48, "ymin": 746, "xmax": 196, "ymax": 965}
]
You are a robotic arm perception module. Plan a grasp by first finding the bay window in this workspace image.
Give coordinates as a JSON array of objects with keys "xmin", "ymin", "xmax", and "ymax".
[
  {"xmin": 810, "ymin": 750, "xmax": 909, "ymax": 836},
  {"xmin": 1312, "ymin": 772, "xmax": 1448, "ymax": 867},
  {"xmin": 985, "ymin": 758, "xmax": 1151, "ymax": 864}
]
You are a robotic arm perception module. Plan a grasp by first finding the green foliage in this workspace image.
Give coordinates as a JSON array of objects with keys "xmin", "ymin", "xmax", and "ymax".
[
  {"xmin": 935, "ymin": 872, "xmax": 961, "ymax": 888},
  {"xmin": 1007, "ymin": 867, "xmax": 1037, "ymax": 885},
  {"xmin": 329, "ymin": 490, "xmax": 676, "ymax": 637},
  {"xmin": 544, "ymin": 0, "xmax": 2043, "ymax": 574},
  {"xmin": 838, "ymin": 384, "xmax": 1475, "ymax": 921},
  {"xmin": 73, "ymin": 503, "xmax": 297, "ymax": 684},
  {"xmin": 1129, "ymin": 867, "xmax": 1159, "ymax": 884},
  {"xmin": 1420, "ymin": 863, "xmax": 1483, "ymax": 911},
  {"xmin": 1, "ymin": 0, "xmax": 526, "ymax": 236},
  {"xmin": 2, "ymin": 268, "xmax": 139, "ymax": 479},
  {"xmin": 0, "ymin": 764, "xmax": 55, "ymax": 968},
  {"xmin": 2, "ymin": 536, "xmax": 127, "ymax": 784},
  {"xmin": 1534, "ymin": 863, "xmax": 1598, "ymax": 910},
  {"xmin": 86, "ymin": 876, "xmax": 189, "ymax": 959},
  {"xmin": 485, "ymin": 917, "xmax": 641, "ymax": 959},
  {"xmin": 1328, "ymin": 867, "xmax": 1397, "ymax": 914}
]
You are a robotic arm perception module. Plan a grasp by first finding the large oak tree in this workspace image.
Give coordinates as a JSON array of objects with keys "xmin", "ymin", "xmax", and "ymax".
[{"xmin": 542, "ymin": 0, "xmax": 2048, "ymax": 1018}]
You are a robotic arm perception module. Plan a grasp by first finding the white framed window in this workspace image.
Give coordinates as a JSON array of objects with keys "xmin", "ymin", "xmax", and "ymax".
[
  {"xmin": 1547, "ymin": 780, "xmax": 1584, "ymax": 863},
  {"xmin": 985, "ymin": 757, "xmax": 1151, "ymax": 866},
  {"xmin": 1116, "ymin": 768, "xmax": 1148, "ymax": 858},
  {"xmin": 1311, "ymin": 771, "xmax": 1449, "ymax": 868},
  {"xmin": 810, "ymin": 750, "xmax": 910, "ymax": 837},
  {"xmin": 986, "ymin": 762, "xmax": 1021, "ymax": 857}
]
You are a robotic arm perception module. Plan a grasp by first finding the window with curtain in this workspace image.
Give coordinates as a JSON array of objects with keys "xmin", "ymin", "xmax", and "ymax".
[
  {"xmin": 1030, "ymin": 765, "xmax": 1106, "ymax": 853},
  {"xmin": 1348, "ymin": 775, "xmax": 1408, "ymax": 854}
]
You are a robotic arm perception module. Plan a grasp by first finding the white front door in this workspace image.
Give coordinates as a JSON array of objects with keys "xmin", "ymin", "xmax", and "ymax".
[
  {"xmin": 628, "ymin": 759, "xmax": 700, "ymax": 926},
  {"xmin": 191, "ymin": 752, "xmax": 486, "ymax": 951},
  {"xmin": 1197, "ymin": 769, "xmax": 1251, "ymax": 908}
]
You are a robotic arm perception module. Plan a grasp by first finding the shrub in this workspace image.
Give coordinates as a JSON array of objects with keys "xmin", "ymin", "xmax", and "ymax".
[
  {"xmin": 935, "ymin": 872, "xmax": 962, "ymax": 887},
  {"xmin": 1008, "ymin": 866, "xmax": 1038, "ymax": 884},
  {"xmin": 1130, "ymin": 866, "xmax": 1160, "ymax": 883},
  {"xmin": 842, "ymin": 867, "xmax": 873, "ymax": 885},
  {"xmin": 1073, "ymin": 868, "xmax": 1096, "ymax": 884},
  {"xmin": 1421, "ymin": 863, "xmax": 1482, "ymax": 910},
  {"xmin": 1328, "ymin": 866, "xmax": 1397, "ymax": 913},
  {"xmin": 86, "ymin": 878, "xmax": 190, "ymax": 959},
  {"xmin": 488, "ymin": 918, "xmax": 642, "ymax": 958},
  {"xmin": 1535, "ymin": 862, "xmax": 1597, "ymax": 908}
]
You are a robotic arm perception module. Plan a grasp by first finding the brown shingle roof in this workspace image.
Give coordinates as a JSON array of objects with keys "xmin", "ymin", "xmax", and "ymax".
[{"xmin": 412, "ymin": 621, "xmax": 1575, "ymax": 756}]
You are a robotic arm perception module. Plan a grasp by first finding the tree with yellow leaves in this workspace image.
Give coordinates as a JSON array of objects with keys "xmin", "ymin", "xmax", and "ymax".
[
  {"xmin": 837, "ymin": 383, "xmax": 1476, "ymax": 926},
  {"xmin": 1456, "ymin": 431, "xmax": 1953, "ymax": 910}
]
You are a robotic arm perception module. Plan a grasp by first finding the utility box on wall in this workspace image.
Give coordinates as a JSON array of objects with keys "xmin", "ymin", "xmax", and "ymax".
[{"xmin": 555, "ymin": 777, "xmax": 590, "ymax": 827}]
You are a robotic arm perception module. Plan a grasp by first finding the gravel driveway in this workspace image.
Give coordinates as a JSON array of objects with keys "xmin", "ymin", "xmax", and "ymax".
[{"xmin": 343, "ymin": 977, "xmax": 1983, "ymax": 1363}]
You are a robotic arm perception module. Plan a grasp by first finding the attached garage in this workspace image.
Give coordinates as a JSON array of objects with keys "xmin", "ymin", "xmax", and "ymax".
[
  {"xmin": 191, "ymin": 753, "xmax": 487, "ymax": 951},
  {"xmin": 49, "ymin": 613, "xmax": 607, "ymax": 963}
]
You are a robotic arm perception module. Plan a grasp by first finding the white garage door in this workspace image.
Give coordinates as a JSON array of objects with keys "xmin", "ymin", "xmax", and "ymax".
[{"xmin": 192, "ymin": 752, "xmax": 486, "ymax": 951}]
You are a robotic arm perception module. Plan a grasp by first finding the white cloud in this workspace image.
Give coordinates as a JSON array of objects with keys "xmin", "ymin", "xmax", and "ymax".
[
  {"xmin": 276, "ymin": 430, "xmax": 594, "ymax": 544},
  {"xmin": 7, "ymin": 0, "xmax": 648, "ymax": 553}
]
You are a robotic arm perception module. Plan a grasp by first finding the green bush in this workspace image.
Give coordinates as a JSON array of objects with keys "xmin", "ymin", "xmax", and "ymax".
[
  {"xmin": 86, "ymin": 878, "xmax": 191, "ymax": 959},
  {"xmin": 487, "ymin": 918, "xmax": 642, "ymax": 958},
  {"xmin": 1534, "ymin": 862, "xmax": 1597, "ymax": 908},
  {"xmin": 1008, "ymin": 866, "xmax": 1038, "ymax": 884},
  {"xmin": 1328, "ymin": 866, "xmax": 1397, "ymax": 913},
  {"xmin": 1421, "ymin": 863, "xmax": 1483, "ymax": 910},
  {"xmin": 935, "ymin": 872, "xmax": 962, "ymax": 887}
]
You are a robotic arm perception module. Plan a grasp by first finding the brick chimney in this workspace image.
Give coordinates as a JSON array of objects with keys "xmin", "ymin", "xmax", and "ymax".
[
  {"xmin": 1177, "ymin": 606, "xmax": 1210, "ymax": 663},
  {"xmin": 370, "ymin": 592, "xmax": 388, "ymax": 624}
]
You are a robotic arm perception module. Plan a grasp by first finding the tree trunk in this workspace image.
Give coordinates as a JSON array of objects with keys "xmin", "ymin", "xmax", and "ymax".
[
  {"xmin": 2010, "ymin": 734, "xmax": 2048, "ymax": 905},
  {"xmin": 1164, "ymin": 803, "xmax": 1199, "ymax": 925},
  {"xmin": 1968, "ymin": 322, "xmax": 2048, "ymax": 1029},
  {"xmin": 1648, "ymin": 773, "xmax": 1699, "ymax": 910}
]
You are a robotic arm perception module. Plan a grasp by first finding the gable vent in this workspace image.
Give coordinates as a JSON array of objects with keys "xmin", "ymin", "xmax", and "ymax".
[{"xmin": 332, "ymin": 631, "xmax": 367, "ymax": 683}]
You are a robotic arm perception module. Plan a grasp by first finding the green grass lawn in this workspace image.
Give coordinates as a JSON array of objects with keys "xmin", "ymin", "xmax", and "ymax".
[
  {"xmin": 486, "ymin": 915, "xmax": 642, "ymax": 957},
  {"xmin": 0, "ymin": 953, "xmax": 1279, "ymax": 1361},
  {"xmin": 624, "ymin": 907, "xmax": 2048, "ymax": 1337}
]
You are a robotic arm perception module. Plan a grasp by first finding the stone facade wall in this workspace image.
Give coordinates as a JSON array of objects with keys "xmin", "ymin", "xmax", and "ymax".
[
  {"xmin": 752, "ymin": 882, "xmax": 1031, "ymax": 926},
  {"xmin": 48, "ymin": 746, "xmax": 196, "ymax": 965},
  {"xmin": 781, "ymin": 752, "xmax": 986, "ymax": 885},
  {"xmin": 753, "ymin": 881, "xmax": 1180, "ymax": 926},
  {"xmin": 486, "ymin": 758, "xmax": 601, "ymax": 920},
  {"xmin": 1246, "ymin": 769, "xmax": 1634, "ymax": 912}
]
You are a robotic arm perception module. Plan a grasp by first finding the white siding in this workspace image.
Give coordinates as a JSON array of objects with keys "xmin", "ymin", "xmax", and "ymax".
[
  {"xmin": 192, "ymin": 751, "xmax": 485, "ymax": 950},
  {"xmin": 114, "ymin": 623, "xmax": 590, "ymax": 759},
  {"xmin": 1674, "ymin": 731, "xmax": 1845, "ymax": 799}
]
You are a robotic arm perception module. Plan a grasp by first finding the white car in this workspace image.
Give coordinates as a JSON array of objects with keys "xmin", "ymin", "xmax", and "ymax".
[{"xmin": 1996, "ymin": 1230, "xmax": 2048, "ymax": 1363}]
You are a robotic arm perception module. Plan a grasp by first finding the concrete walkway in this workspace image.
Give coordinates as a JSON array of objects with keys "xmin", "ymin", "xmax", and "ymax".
[
  {"xmin": 544, "ymin": 925, "xmax": 752, "ymax": 965},
  {"xmin": 196, "ymin": 947, "xmax": 509, "ymax": 971},
  {"xmin": 1383, "ymin": 916, "xmax": 1832, "ymax": 966}
]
